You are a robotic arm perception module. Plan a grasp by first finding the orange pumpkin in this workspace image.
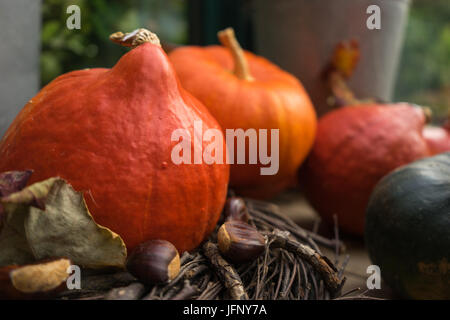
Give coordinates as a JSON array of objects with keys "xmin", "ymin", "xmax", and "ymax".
[
  {"xmin": 169, "ymin": 28, "xmax": 317, "ymax": 198},
  {"xmin": 0, "ymin": 29, "xmax": 229, "ymax": 252}
]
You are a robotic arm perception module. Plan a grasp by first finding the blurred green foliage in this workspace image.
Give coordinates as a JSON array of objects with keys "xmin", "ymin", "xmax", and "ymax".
[
  {"xmin": 395, "ymin": 0, "xmax": 450, "ymax": 119},
  {"xmin": 41, "ymin": 0, "xmax": 187, "ymax": 86}
]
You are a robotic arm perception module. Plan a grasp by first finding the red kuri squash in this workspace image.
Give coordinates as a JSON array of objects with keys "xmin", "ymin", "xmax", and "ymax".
[
  {"xmin": 303, "ymin": 41, "xmax": 432, "ymax": 235},
  {"xmin": 0, "ymin": 29, "xmax": 230, "ymax": 252}
]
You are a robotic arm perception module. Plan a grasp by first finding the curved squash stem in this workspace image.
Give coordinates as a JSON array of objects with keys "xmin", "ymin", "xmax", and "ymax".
[
  {"xmin": 109, "ymin": 28, "xmax": 161, "ymax": 48},
  {"xmin": 217, "ymin": 28, "xmax": 254, "ymax": 81}
]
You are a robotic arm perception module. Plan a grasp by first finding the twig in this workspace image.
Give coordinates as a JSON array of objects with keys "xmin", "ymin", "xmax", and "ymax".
[
  {"xmin": 170, "ymin": 281, "xmax": 200, "ymax": 300},
  {"xmin": 203, "ymin": 242, "xmax": 248, "ymax": 300},
  {"xmin": 248, "ymin": 202, "xmax": 345, "ymax": 253},
  {"xmin": 197, "ymin": 281, "xmax": 223, "ymax": 300},
  {"xmin": 56, "ymin": 197, "xmax": 351, "ymax": 301},
  {"xmin": 265, "ymin": 229, "xmax": 344, "ymax": 295}
]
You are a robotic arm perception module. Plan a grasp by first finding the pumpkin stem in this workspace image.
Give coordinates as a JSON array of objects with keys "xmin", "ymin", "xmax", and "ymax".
[
  {"xmin": 217, "ymin": 28, "xmax": 254, "ymax": 81},
  {"xmin": 109, "ymin": 28, "xmax": 161, "ymax": 48}
]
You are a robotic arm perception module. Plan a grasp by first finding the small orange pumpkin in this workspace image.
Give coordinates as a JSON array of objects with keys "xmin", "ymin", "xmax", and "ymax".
[
  {"xmin": 169, "ymin": 28, "xmax": 317, "ymax": 198},
  {"xmin": 0, "ymin": 29, "xmax": 229, "ymax": 252}
]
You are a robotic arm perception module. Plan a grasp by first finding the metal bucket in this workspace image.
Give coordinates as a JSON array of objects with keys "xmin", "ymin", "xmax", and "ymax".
[
  {"xmin": 252, "ymin": 0, "xmax": 411, "ymax": 116},
  {"xmin": 0, "ymin": 0, "xmax": 41, "ymax": 136}
]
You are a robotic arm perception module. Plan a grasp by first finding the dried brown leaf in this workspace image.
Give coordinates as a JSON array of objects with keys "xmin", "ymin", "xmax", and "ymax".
[{"xmin": 0, "ymin": 177, "xmax": 127, "ymax": 269}]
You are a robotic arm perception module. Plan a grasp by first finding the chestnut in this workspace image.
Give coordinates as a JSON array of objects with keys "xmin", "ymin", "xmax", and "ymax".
[
  {"xmin": 0, "ymin": 258, "xmax": 71, "ymax": 299},
  {"xmin": 126, "ymin": 239, "xmax": 180, "ymax": 285},
  {"xmin": 217, "ymin": 221, "xmax": 265, "ymax": 264},
  {"xmin": 223, "ymin": 197, "xmax": 250, "ymax": 223}
]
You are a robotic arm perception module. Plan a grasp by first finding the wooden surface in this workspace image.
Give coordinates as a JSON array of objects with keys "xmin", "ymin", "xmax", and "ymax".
[{"xmin": 273, "ymin": 190, "xmax": 396, "ymax": 299}]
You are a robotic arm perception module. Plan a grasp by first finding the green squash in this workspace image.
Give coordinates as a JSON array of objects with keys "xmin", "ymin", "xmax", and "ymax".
[{"xmin": 365, "ymin": 152, "xmax": 450, "ymax": 299}]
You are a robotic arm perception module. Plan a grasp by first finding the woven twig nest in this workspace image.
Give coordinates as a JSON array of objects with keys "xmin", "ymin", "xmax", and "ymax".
[{"xmin": 59, "ymin": 197, "xmax": 349, "ymax": 300}]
